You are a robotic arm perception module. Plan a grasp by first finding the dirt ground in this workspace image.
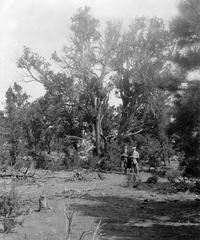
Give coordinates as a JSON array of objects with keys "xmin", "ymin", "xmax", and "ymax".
[{"xmin": 1, "ymin": 169, "xmax": 200, "ymax": 240}]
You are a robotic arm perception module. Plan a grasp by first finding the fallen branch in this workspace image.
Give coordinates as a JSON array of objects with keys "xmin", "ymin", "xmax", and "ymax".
[
  {"xmin": 22, "ymin": 165, "xmax": 30, "ymax": 177},
  {"xmin": 44, "ymin": 175, "xmax": 68, "ymax": 179},
  {"xmin": 0, "ymin": 170, "xmax": 38, "ymax": 179},
  {"xmin": 0, "ymin": 173, "xmax": 24, "ymax": 178},
  {"xmin": 55, "ymin": 184, "xmax": 102, "ymax": 198}
]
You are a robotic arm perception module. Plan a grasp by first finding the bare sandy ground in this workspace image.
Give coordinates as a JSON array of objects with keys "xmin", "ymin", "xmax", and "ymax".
[{"xmin": 1, "ymin": 170, "xmax": 200, "ymax": 240}]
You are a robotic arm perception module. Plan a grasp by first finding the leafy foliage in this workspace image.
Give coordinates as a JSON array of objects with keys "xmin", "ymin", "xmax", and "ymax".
[
  {"xmin": 1, "ymin": 3, "xmax": 197, "ymax": 176},
  {"xmin": 170, "ymin": 0, "xmax": 200, "ymax": 71},
  {"xmin": 3, "ymin": 83, "xmax": 30, "ymax": 165},
  {"xmin": 112, "ymin": 17, "xmax": 170, "ymax": 140},
  {"xmin": 0, "ymin": 186, "xmax": 22, "ymax": 233},
  {"xmin": 168, "ymin": 0, "xmax": 200, "ymax": 177}
]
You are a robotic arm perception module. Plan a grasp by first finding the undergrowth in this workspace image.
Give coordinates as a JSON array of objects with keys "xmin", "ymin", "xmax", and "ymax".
[{"xmin": 0, "ymin": 185, "xmax": 23, "ymax": 233}]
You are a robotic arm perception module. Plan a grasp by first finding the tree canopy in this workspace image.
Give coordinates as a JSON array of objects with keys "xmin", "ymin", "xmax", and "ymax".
[{"xmin": 0, "ymin": 2, "xmax": 200, "ymax": 177}]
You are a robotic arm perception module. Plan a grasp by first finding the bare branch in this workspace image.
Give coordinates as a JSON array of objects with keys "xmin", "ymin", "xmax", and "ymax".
[{"xmin": 127, "ymin": 129, "xmax": 143, "ymax": 136}]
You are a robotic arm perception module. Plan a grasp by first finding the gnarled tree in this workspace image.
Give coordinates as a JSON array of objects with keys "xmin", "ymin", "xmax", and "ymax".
[
  {"xmin": 17, "ymin": 6, "xmax": 122, "ymax": 157},
  {"xmin": 111, "ymin": 17, "xmax": 171, "ymax": 141}
]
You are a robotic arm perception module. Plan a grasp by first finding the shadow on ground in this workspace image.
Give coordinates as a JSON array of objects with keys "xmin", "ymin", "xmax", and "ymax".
[{"xmin": 73, "ymin": 191, "xmax": 200, "ymax": 240}]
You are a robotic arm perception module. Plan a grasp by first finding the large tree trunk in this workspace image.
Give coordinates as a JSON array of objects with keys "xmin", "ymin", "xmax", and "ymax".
[
  {"xmin": 117, "ymin": 85, "xmax": 142, "ymax": 142},
  {"xmin": 94, "ymin": 112, "xmax": 103, "ymax": 157},
  {"xmin": 117, "ymin": 107, "xmax": 129, "ymax": 141}
]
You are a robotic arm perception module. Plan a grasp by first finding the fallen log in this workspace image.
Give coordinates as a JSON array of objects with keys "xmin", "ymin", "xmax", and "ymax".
[
  {"xmin": 0, "ymin": 169, "xmax": 37, "ymax": 179},
  {"xmin": 0, "ymin": 172, "xmax": 24, "ymax": 178}
]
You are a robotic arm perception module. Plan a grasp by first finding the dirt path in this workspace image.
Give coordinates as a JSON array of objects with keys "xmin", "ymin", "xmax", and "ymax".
[{"xmin": 1, "ymin": 171, "xmax": 200, "ymax": 240}]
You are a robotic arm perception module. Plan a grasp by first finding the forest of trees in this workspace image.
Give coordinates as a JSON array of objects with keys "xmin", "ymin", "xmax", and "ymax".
[{"xmin": 0, "ymin": 0, "xmax": 200, "ymax": 177}]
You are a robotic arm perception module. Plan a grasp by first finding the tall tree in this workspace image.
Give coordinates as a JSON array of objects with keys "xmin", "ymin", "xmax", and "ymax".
[
  {"xmin": 170, "ymin": 0, "xmax": 200, "ymax": 72},
  {"xmin": 168, "ymin": 81, "xmax": 200, "ymax": 176},
  {"xmin": 52, "ymin": 6, "xmax": 122, "ymax": 156},
  {"xmin": 17, "ymin": 6, "xmax": 122, "ymax": 157},
  {"xmin": 168, "ymin": 0, "xmax": 200, "ymax": 176},
  {"xmin": 169, "ymin": 0, "xmax": 200, "ymax": 144},
  {"xmin": 169, "ymin": 81, "xmax": 200, "ymax": 157},
  {"xmin": 4, "ymin": 83, "xmax": 30, "ymax": 164},
  {"xmin": 111, "ymin": 17, "xmax": 170, "ymax": 140}
]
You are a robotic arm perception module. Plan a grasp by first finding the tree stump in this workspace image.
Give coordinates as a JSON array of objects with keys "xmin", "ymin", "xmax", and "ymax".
[{"xmin": 36, "ymin": 195, "xmax": 49, "ymax": 212}]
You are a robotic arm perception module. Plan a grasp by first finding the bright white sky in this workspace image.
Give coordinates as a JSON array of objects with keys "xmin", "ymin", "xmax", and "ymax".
[{"xmin": 0, "ymin": 0, "xmax": 178, "ymax": 110}]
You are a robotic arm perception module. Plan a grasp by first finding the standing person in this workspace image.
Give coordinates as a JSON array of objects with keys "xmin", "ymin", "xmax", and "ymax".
[
  {"xmin": 129, "ymin": 146, "xmax": 140, "ymax": 180},
  {"xmin": 121, "ymin": 146, "xmax": 128, "ymax": 174}
]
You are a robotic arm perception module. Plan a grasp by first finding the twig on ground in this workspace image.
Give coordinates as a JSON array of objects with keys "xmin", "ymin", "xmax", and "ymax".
[
  {"xmin": 92, "ymin": 220, "xmax": 105, "ymax": 240},
  {"xmin": 55, "ymin": 184, "xmax": 103, "ymax": 199},
  {"xmin": 78, "ymin": 220, "xmax": 105, "ymax": 240},
  {"xmin": 64, "ymin": 201, "xmax": 75, "ymax": 240}
]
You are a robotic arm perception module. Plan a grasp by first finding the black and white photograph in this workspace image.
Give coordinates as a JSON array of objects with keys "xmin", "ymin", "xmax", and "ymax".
[{"xmin": 0, "ymin": 0, "xmax": 200, "ymax": 239}]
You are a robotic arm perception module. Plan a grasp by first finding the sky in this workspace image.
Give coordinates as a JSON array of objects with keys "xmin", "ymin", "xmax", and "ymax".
[{"xmin": 0, "ymin": 0, "xmax": 178, "ymax": 110}]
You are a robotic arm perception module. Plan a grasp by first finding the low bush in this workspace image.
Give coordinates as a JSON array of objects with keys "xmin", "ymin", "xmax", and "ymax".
[
  {"xmin": 166, "ymin": 169, "xmax": 184, "ymax": 183},
  {"xmin": 146, "ymin": 175, "xmax": 158, "ymax": 184},
  {"xmin": 0, "ymin": 186, "xmax": 23, "ymax": 233}
]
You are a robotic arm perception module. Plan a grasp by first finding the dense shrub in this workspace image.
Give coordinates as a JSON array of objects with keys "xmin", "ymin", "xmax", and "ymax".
[
  {"xmin": 0, "ymin": 186, "xmax": 22, "ymax": 233},
  {"xmin": 0, "ymin": 147, "xmax": 10, "ymax": 169},
  {"xmin": 179, "ymin": 156, "xmax": 200, "ymax": 178},
  {"xmin": 139, "ymin": 137, "xmax": 172, "ymax": 168},
  {"xmin": 106, "ymin": 140, "xmax": 122, "ymax": 171}
]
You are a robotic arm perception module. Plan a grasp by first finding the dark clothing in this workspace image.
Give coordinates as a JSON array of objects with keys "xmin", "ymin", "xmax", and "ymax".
[
  {"xmin": 121, "ymin": 151, "xmax": 128, "ymax": 173},
  {"xmin": 121, "ymin": 153, "xmax": 128, "ymax": 166},
  {"xmin": 121, "ymin": 153, "xmax": 133, "ymax": 174},
  {"xmin": 121, "ymin": 149, "xmax": 139, "ymax": 175},
  {"xmin": 126, "ymin": 156, "xmax": 133, "ymax": 169}
]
